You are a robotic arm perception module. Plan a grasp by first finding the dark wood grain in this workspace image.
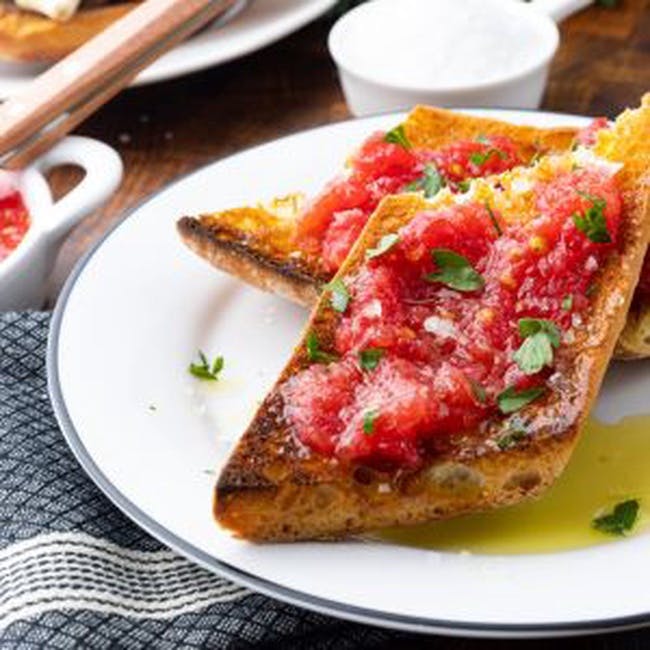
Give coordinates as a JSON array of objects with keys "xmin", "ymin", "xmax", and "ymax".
[{"xmin": 48, "ymin": 0, "xmax": 649, "ymax": 300}]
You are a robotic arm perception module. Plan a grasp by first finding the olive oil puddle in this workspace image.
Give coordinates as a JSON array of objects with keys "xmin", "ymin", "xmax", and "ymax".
[{"xmin": 373, "ymin": 416, "xmax": 650, "ymax": 554}]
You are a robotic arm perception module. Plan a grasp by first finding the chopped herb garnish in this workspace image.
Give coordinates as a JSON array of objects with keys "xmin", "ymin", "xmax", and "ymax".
[
  {"xmin": 586, "ymin": 282, "xmax": 598, "ymax": 297},
  {"xmin": 384, "ymin": 124, "xmax": 412, "ymax": 149},
  {"xmin": 425, "ymin": 249, "xmax": 485, "ymax": 292},
  {"xmin": 497, "ymin": 385, "xmax": 546, "ymax": 414},
  {"xmin": 404, "ymin": 164, "xmax": 445, "ymax": 198},
  {"xmin": 470, "ymin": 379, "xmax": 487, "ymax": 404},
  {"xmin": 475, "ymin": 134, "xmax": 489, "ymax": 144},
  {"xmin": 592, "ymin": 499, "xmax": 639, "ymax": 536},
  {"xmin": 323, "ymin": 277, "xmax": 350, "ymax": 313},
  {"xmin": 518, "ymin": 318, "xmax": 561, "ymax": 346},
  {"xmin": 363, "ymin": 409, "xmax": 379, "ymax": 435},
  {"xmin": 189, "ymin": 351, "xmax": 224, "ymax": 382},
  {"xmin": 513, "ymin": 318, "xmax": 561, "ymax": 375},
  {"xmin": 366, "ymin": 233, "xmax": 400, "ymax": 260},
  {"xmin": 306, "ymin": 332, "xmax": 338, "ymax": 364},
  {"xmin": 485, "ymin": 201, "xmax": 502, "ymax": 236},
  {"xmin": 469, "ymin": 148, "xmax": 506, "ymax": 166},
  {"xmin": 572, "ymin": 191, "xmax": 612, "ymax": 243},
  {"xmin": 359, "ymin": 348, "xmax": 385, "ymax": 371},
  {"xmin": 562, "ymin": 295, "xmax": 574, "ymax": 311},
  {"xmin": 457, "ymin": 180, "xmax": 471, "ymax": 193},
  {"xmin": 497, "ymin": 428, "xmax": 527, "ymax": 450}
]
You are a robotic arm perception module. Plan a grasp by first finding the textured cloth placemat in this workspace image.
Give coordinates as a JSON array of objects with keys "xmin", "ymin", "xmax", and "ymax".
[{"xmin": 0, "ymin": 311, "xmax": 408, "ymax": 649}]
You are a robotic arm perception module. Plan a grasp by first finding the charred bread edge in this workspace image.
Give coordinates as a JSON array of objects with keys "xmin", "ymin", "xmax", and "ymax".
[{"xmin": 177, "ymin": 215, "xmax": 322, "ymax": 307}]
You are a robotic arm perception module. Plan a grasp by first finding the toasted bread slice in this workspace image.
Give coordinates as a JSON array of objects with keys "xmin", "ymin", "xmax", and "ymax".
[
  {"xmin": 179, "ymin": 105, "xmax": 650, "ymax": 359},
  {"xmin": 178, "ymin": 195, "xmax": 326, "ymax": 307},
  {"xmin": 214, "ymin": 97, "xmax": 650, "ymax": 542},
  {"xmin": 0, "ymin": 3, "xmax": 138, "ymax": 62},
  {"xmin": 178, "ymin": 106, "xmax": 578, "ymax": 308}
]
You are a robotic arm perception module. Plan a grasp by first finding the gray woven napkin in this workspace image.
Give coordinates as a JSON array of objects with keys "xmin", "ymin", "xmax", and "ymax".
[{"xmin": 0, "ymin": 311, "xmax": 407, "ymax": 649}]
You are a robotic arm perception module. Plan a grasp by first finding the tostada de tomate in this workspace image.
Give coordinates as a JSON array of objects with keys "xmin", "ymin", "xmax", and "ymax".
[
  {"xmin": 213, "ymin": 96, "xmax": 650, "ymax": 542},
  {"xmin": 178, "ymin": 102, "xmax": 650, "ymax": 358}
]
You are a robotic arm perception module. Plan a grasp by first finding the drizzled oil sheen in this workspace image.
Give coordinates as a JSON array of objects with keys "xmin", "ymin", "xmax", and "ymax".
[{"xmin": 374, "ymin": 416, "xmax": 650, "ymax": 554}]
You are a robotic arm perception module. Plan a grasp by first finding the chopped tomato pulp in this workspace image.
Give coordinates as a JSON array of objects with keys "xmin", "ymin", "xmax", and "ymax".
[
  {"xmin": 0, "ymin": 183, "xmax": 30, "ymax": 264},
  {"xmin": 295, "ymin": 131, "xmax": 523, "ymax": 272},
  {"xmin": 283, "ymin": 167, "xmax": 622, "ymax": 469}
]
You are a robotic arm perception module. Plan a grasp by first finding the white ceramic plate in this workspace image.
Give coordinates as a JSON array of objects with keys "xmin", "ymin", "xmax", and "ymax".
[
  {"xmin": 0, "ymin": 0, "xmax": 337, "ymax": 96},
  {"xmin": 48, "ymin": 109, "xmax": 650, "ymax": 639}
]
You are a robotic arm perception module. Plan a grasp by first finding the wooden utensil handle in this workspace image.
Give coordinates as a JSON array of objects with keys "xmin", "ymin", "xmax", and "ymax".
[{"xmin": 0, "ymin": 0, "xmax": 236, "ymax": 169}]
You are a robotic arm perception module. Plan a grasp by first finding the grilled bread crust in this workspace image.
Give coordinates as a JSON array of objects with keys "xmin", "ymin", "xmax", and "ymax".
[
  {"xmin": 0, "ymin": 3, "xmax": 137, "ymax": 62},
  {"xmin": 178, "ymin": 205, "xmax": 325, "ymax": 307},
  {"xmin": 214, "ymin": 97, "xmax": 650, "ymax": 542}
]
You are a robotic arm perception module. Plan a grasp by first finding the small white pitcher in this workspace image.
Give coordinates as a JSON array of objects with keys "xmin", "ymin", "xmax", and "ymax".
[{"xmin": 0, "ymin": 136, "xmax": 123, "ymax": 311}]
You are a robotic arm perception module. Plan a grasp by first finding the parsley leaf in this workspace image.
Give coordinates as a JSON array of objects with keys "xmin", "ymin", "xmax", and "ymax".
[
  {"xmin": 359, "ymin": 348, "xmax": 385, "ymax": 371},
  {"xmin": 323, "ymin": 277, "xmax": 350, "ymax": 313},
  {"xmin": 425, "ymin": 249, "xmax": 485, "ymax": 292},
  {"xmin": 189, "ymin": 350, "xmax": 224, "ymax": 381},
  {"xmin": 404, "ymin": 164, "xmax": 445, "ymax": 198},
  {"xmin": 306, "ymin": 332, "xmax": 338, "ymax": 364},
  {"xmin": 457, "ymin": 180, "xmax": 471, "ymax": 193},
  {"xmin": 513, "ymin": 319, "xmax": 561, "ymax": 375},
  {"xmin": 513, "ymin": 332, "xmax": 553, "ymax": 375},
  {"xmin": 572, "ymin": 191, "xmax": 612, "ymax": 243},
  {"xmin": 363, "ymin": 409, "xmax": 379, "ymax": 435},
  {"xmin": 366, "ymin": 233, "xmax": 400, "ymax": 260},
  {"xmin": 497, "ymin": 428, "xmax": 527, "ymax": 450},
  {"xmin": 518, "ymin": 318, "xmax": 561, "ymax": 346},
  {"xmin": 469, "ymin": 148, "xmax": 506, "ymax": 166},
  {"xmin": 384, "ymin": 125, "xmax": 412, "ymax": 149},
  {"xmin": 497, "ymin": 385, "xmax": 546, "ymax": 414},
  {"xmin": 592, "ymin": 499, "xmax": 639, "ymax": 536}
]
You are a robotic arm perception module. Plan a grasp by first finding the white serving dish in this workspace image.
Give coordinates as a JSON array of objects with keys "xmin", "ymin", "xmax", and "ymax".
[
  {"xmin": 49, "ymin": 108, "xmax": 650, "ymax": 638},
  {"xmin": 0, "ymin": 136, "xmax": 122, "ymax": 311},
  {"xmin": 329, "ymin": 0, "xmax": 592, "ymax": 117}
]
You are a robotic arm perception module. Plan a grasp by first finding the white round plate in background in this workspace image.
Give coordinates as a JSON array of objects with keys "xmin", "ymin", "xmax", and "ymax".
[
  {"xmin": 48, "ymin": 109, "xmax": 650, "ymax": 638},
  {"xmin": 0, "ymin": 0, "xmax": 338, "ymax": 96}
]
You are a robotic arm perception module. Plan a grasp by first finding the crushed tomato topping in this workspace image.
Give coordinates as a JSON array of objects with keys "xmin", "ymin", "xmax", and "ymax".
[
  {"xmin": 295, "ymin": 131, "xmax": 523, "ymax": 272},
  {"xmin": 282, "ymin": 166, "xmax": 622, "ymax": 469},
  {"xmin": 0, "ymin": 179, "xmax": 30, "ymax": 264}
]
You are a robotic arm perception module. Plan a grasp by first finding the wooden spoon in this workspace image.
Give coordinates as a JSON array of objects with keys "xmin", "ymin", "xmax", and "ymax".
[{"xmin": 0, "ymin": 0, "xmax": 238, "ymax": 169}]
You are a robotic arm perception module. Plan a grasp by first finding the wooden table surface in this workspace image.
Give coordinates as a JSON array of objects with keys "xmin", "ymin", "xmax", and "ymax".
[
  {"xmin": 48, "ymin": 0, "xmax": 650, "ymax": 302},
  {"xmin": 44, "ymin": 1, "xmax": 650, "ymax": 646}
]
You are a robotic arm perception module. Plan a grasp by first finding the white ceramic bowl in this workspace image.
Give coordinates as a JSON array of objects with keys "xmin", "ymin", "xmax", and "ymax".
[
  {"xmin": 329, "ymin": 0, "xmax": 592, "ymax": 117},
  {"xmin": 0, "ymin": 136, "xmax": 123, "ymax": 311}
]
